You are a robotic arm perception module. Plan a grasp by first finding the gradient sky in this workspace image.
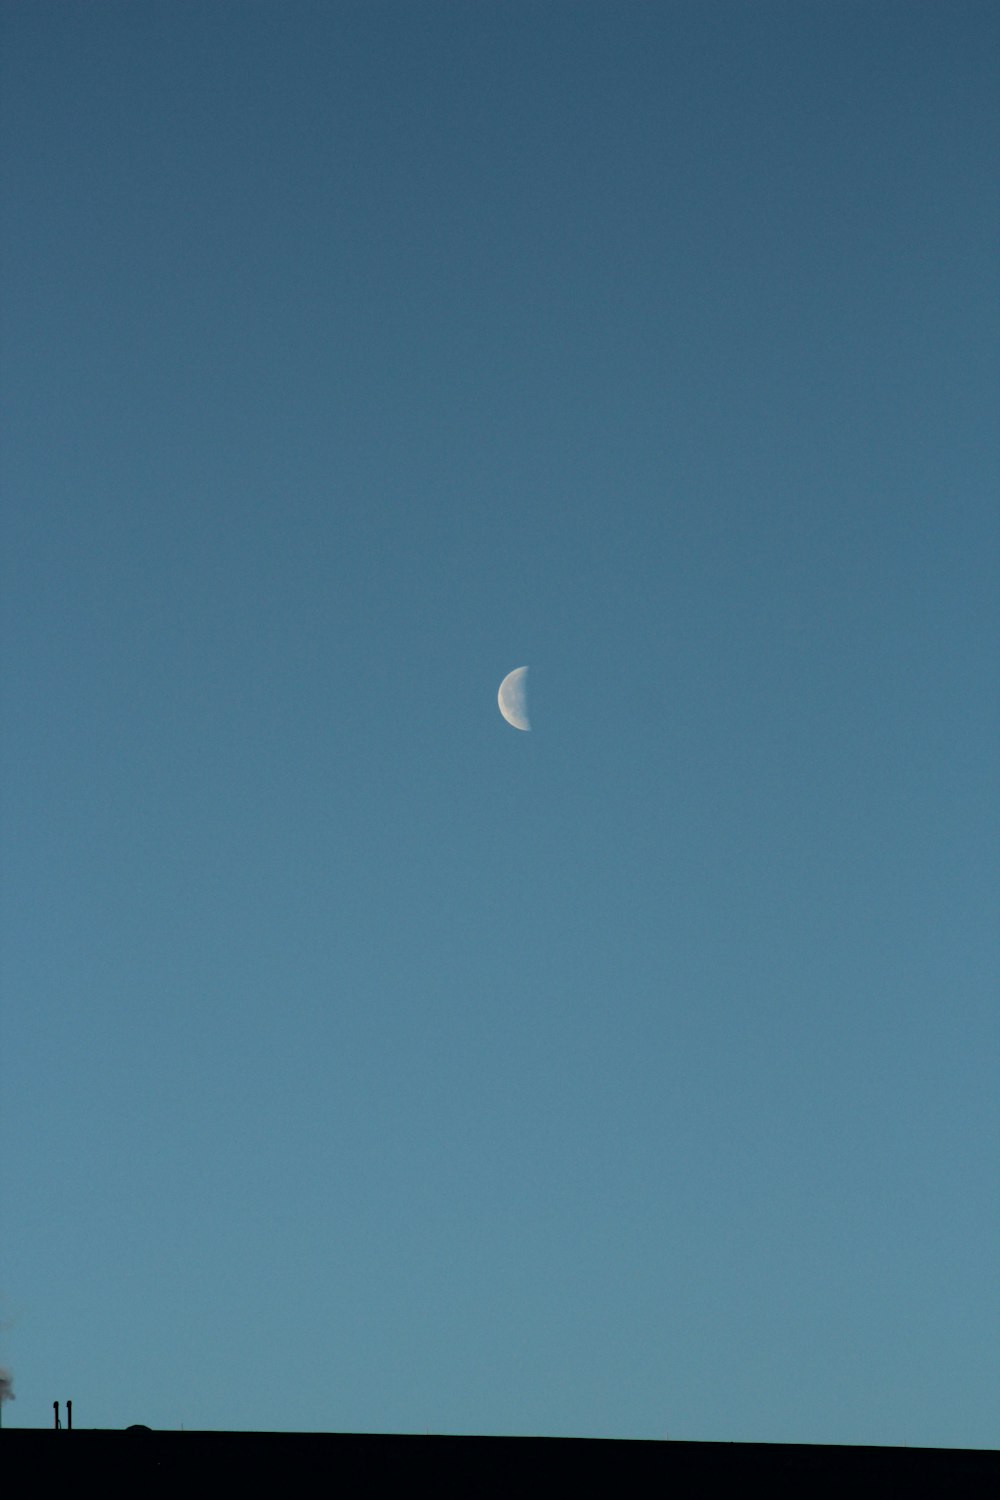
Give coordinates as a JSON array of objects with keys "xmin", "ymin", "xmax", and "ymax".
[{"xmin": 2, "ymin": 1, "xmax": 997, "ymax": 1446}]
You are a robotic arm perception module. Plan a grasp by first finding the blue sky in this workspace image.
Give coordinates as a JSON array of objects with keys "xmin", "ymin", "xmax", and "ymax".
[{"xmin": 1, "ymin": 1, "xmax": 997, "ymax": 1445}]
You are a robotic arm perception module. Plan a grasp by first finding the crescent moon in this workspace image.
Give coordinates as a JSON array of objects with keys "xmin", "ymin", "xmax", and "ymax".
[{"xmin": 498, "ymin": 666, "xmax": 530, "ymax": 731}]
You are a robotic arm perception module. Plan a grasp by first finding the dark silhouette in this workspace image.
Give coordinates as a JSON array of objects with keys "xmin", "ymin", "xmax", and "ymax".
[{"xmin": 4, "ymin": 1428, "xmax": 998, "ymax": 1495}]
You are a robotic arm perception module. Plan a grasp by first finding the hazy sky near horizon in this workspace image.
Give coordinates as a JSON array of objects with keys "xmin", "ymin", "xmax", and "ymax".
[{"xmin": 1, "ymin": 1, "xmax": 997, "ymax": 1444}]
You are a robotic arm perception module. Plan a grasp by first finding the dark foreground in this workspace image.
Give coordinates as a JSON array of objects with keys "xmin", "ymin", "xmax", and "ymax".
[{"xmin": 3, "ymin": 1428, "xmax": 998, "ymax": 1494}]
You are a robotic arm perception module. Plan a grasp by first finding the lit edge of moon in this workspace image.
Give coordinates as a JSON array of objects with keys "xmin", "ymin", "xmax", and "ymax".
[{"xmin": 498, "ymin": 666, "xmax": 531, "ymax": 731}]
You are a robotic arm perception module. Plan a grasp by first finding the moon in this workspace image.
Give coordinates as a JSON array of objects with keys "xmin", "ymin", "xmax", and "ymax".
[{"xmin": 498, "ymin": 666, "xmax": 530, "ymax": 731}]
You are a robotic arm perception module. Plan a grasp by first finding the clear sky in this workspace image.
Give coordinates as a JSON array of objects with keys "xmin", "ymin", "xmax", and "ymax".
[{"xmin": 1, "ymin": 1, "xmax": 997, "ymax": 1446}]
